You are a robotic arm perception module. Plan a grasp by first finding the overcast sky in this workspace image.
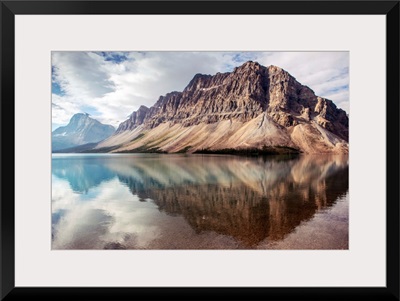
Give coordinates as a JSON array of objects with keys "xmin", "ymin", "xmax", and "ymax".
[{"xmin": 52, "ymin": 51, "xmax": 349, "ymax": 130}]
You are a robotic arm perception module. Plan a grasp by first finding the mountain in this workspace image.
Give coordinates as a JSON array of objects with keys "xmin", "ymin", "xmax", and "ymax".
[
  {"xmin": 95, "ymin": 61, "xmax": 349, "ymax": 154},
  {"xmin": 52, "ymin": 113, "xmax": 115, "ymax": 151}
]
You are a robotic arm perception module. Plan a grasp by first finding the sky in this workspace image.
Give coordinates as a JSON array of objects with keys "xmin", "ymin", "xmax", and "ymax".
[{"xmin": 52, "ymin": 51, "xmax": 349, "ymax": 130}]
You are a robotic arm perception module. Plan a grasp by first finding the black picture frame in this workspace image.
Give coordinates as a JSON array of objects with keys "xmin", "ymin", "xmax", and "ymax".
[{"xmin": 1, "ymin": 1, "xmax": 399, "ymax": 300}]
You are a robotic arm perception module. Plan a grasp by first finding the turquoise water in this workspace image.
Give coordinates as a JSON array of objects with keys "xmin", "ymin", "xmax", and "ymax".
[{"xmin": 51, "ymin": 154, "xmax": 349, "ymax": 249}]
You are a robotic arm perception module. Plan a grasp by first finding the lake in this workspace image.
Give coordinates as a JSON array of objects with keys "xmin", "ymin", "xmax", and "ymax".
[{"xmin": 52, "ymin": 153, "xmax": 349, "ymax": 250}]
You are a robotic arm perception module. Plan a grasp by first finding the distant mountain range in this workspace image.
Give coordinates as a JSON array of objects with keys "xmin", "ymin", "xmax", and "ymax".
[
  {"xmin": 52, "ymin": 113, "xmax": 115, "ymax": 151},
  {"xmin": 53, "ymin": 61, "xmax": 349, "ymax": 154}
]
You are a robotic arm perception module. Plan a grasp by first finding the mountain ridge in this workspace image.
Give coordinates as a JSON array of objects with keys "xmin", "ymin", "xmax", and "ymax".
[
  {"xmin": 52, "ymin": 113, "xmax": 115, "ymax": 151},
  {"xmin": 93, "ymin": 61, "xmax": 348, "ymax": 154}
]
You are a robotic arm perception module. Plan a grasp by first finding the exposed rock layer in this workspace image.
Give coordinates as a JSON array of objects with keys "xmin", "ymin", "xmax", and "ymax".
[{"xmin": 97, "ymin": 61, "xmax": 348, "ymax": 154}]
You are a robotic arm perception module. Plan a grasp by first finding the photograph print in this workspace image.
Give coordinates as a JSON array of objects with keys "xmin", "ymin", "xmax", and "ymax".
[{"xmin": 51, "ymin": 51, "xmax": 349, "ymax": 250}]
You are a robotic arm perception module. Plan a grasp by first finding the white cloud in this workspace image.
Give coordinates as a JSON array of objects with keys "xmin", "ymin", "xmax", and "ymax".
[
  {"xmin": 52, "ymin": 52, "xmax": 114, "ymax": 98},
  {"xmin": 52, "ymin": 51, "xmax": 349, "ymax": 129},
  {"xmin": 52, "ymin": 176, "xmax": 164, "ymax": 249},
  {"xmin": 51, "ymin": 94, "xmax": 81, "ymax": 129}
]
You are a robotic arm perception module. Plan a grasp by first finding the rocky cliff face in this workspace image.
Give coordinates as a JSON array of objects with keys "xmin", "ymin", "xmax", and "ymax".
[
  {"xmin": 98, "ymin": 61, "xmax": 348, "ymax": 154},
  {"xmin": 52, "ymin": 113, "xmax": 115, "ymax": 151},
  {"xmin": 116, "ymin": 105, "xmax": 149, "ymax": 132}
]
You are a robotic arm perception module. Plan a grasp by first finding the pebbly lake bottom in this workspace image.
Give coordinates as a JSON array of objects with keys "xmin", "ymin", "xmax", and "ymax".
[{"xmin": 51, "ymin": 153, "xmax": 348, "ymax": 250}]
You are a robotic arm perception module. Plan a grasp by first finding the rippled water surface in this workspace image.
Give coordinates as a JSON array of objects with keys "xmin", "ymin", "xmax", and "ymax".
[{"xmin": 52, "ymin": 154, "xmax": 349, "ymax": 249}]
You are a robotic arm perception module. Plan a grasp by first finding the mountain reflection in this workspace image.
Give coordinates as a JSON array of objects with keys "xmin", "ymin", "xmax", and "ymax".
[
  {"xmin": 52, "ymin": 154, "xmax": 348, "ymax": 249},
  {"xmin": 113, "ymin": 155, "xmax": 348, "ymax": 246},
  {"xmin": 52, "ymin": 156, "xmax": 115, "ymax": 193}
]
